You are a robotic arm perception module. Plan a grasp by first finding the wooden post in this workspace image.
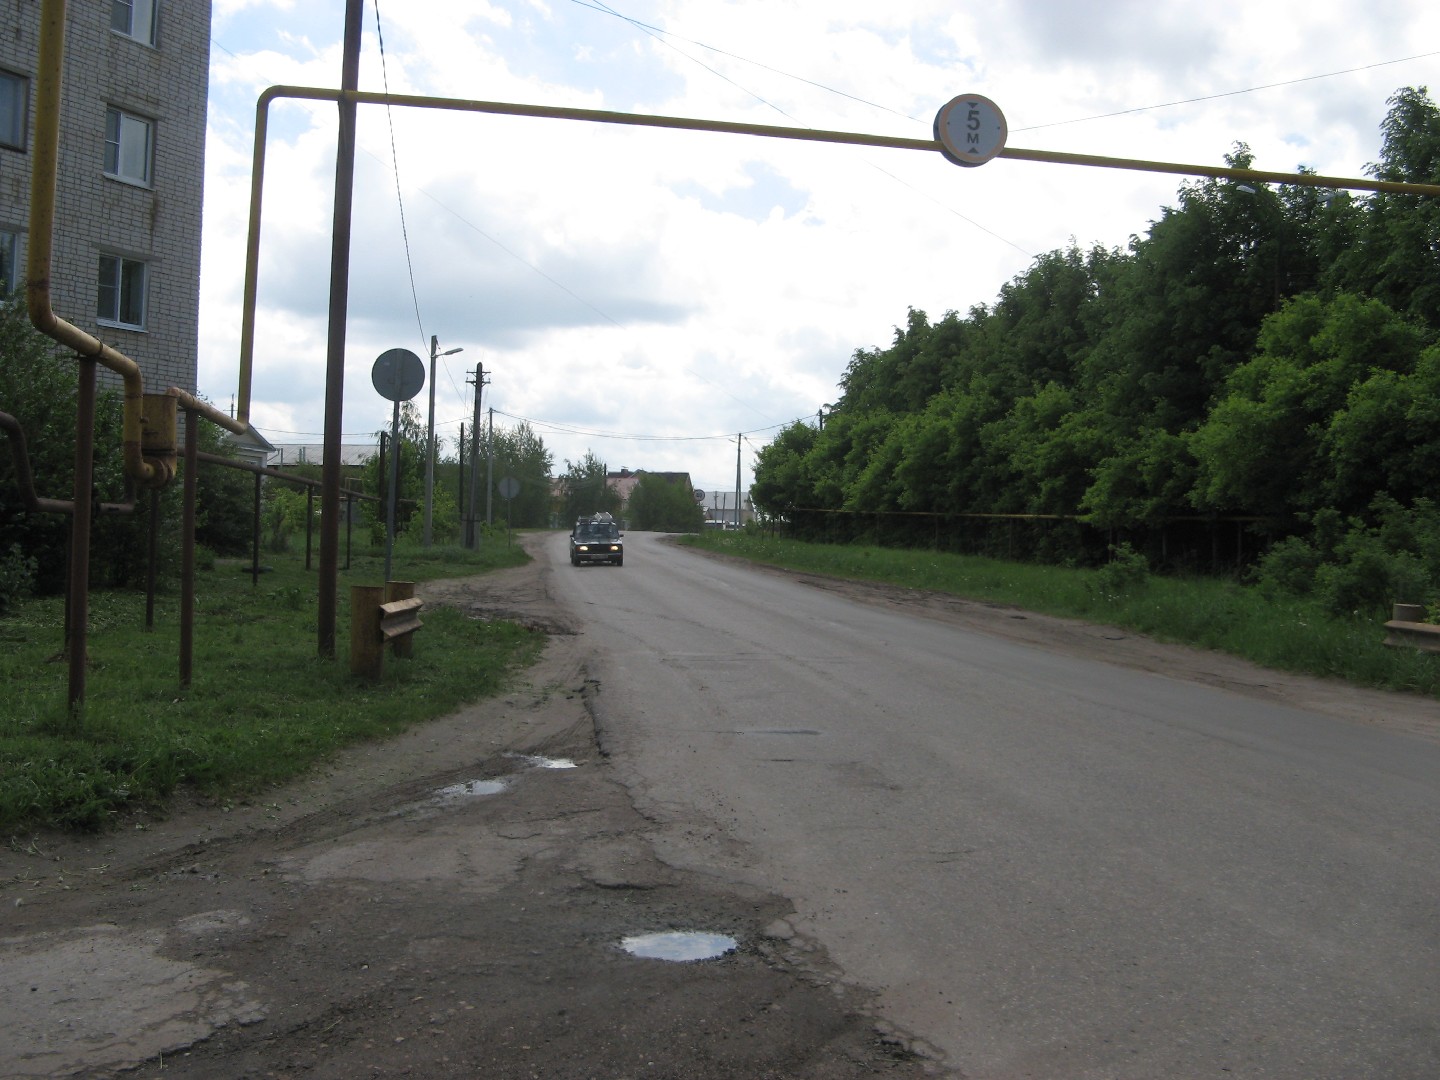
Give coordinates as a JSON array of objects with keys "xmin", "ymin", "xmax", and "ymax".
[
  {"xmin": 385, "ymin": 580, "xmax": 416, "ymax": 658},
  {"xmin": 350, "ymin": 584, "xmax": 385, "ymax": 678}
]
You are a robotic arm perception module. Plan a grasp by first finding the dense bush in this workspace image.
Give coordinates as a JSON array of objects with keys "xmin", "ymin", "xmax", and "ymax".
[
  {"xmin": 752, "ymin": 87, "xmax": 1440, "ymax": 598},
  {"xmin": 0, "ymin": 304, "xmax": 251, "ymax": 593}
]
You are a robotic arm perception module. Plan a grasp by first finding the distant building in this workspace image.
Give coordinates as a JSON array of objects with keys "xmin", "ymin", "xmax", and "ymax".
[
  {"xmin": 699, "ymin": 490, "xmax": 754, "ymax": 528},
  {"xmin": 266, "ymin": 443, "xmax": 377, "ymax": 471},
  {"xmin": 1, "ymin": 1, "xmax": 213, "ymax": 397},
  {"xmin": 607, "ymin": 469, "xmax": 701, "ymax": 518},
  {"xmin": 226, "ymin": 425, "xmax": 275, "ymax": 471},
  {"xmin": 606, "ymin": 467, "xmax": 641, "ymax": 508}
]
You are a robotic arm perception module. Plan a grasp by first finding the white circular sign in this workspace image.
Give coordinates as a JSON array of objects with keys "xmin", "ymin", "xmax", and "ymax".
[{"xmin": 934, "ymin": 94, "xmax": 1007, "ymax": 168}]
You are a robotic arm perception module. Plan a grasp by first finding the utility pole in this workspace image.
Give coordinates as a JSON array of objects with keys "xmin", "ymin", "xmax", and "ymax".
[
  {"xmin": 734, "ymin": 432, "xmax": 743, "ymax": 530},
  {"xmin": 486, "ymin": 406, "xmax": 495, "ymax": 526},
  {"xmin": 466, "ymin": 362, "xmax": 486, "ymax": 548},
  {"xmin": 317, "ymin": 0, "xmax": 363, "ymax": 660},
  {"xmin": 424, "ymin": 334, "xmax": 462, "ymax": 547}
]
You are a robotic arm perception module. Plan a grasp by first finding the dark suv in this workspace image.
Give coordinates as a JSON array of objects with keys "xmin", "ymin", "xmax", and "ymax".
[{"xmin": 569, "ymin": 514, "xmax": 623, "ymax": 566}]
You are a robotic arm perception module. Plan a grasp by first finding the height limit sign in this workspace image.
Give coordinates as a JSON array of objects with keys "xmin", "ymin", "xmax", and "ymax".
[{"xmin": 934, "ymin": 94, "xmax": 1007, "ymax": 167}]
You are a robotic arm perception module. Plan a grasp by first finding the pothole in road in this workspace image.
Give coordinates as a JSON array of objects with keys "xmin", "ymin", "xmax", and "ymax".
[
  {"xmin": 507, "ymin": 753, "xmax": 580, "ymax": 769},
  {"xmin": 620, "ymin": 931, "xmax": 738, "ymax": 962},
  {"xmin": 436, "ymin": 778, "xmax": 509, "ymax": 798},
  {"xmin": 432, "ymin": 756, "xmax": 579, "ymax": 802}
]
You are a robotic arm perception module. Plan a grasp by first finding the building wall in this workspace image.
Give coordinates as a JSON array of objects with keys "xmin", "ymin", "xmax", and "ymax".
[{"xmin": 0, "ymin": 0, "xmax": 211, "ymax": 395}]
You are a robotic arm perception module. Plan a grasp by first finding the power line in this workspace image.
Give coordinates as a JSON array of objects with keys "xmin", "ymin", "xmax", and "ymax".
[
  {"xmin": 372, "ymin": 0, "xmax": 429, "ymax": 354},
  {"xmin": 575, "ymin": 0, "xmax": 1030, "ymax": 256},
  {"xmin": 1014, "ymin": 50, "xmax": 1440, "ymax": 133},
  {"xmin": 571, "ymin": 0, "xmax": 919, "ymax": 123},
  {"xmin": 571, "ymin": 0, "xmax": 1439, "ymax": 137}
]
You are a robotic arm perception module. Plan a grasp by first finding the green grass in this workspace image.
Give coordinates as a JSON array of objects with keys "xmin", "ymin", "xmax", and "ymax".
[
  {"xmin": 1, "ymin": 540, "xmax": 540, "ymax": 833},
  {"xmin": 680, "ymin": 532, "xmax": 1440, "ymax": 697},
  {"xmin": 10, "ymin": 529, "xmax": 1434, "ymax": 834}
]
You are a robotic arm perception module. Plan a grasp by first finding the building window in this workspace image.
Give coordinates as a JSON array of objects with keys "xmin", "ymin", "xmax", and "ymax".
[
  {"xmin": 111, "ymin": 0, "xmax": 158, "ymax": 46},
  {"xmin": 0, "ymin": 230, "xmax": 18, "ymax": 298},
  {"xmin": 0, "ymin": 70, "xmax": 27, "ymax": 151},
  {"xmin": 97, "ymin": 254, "xmax": 147, "ymax": 329},
  {"xmin": 104, "ymin": 107, "xmax": 153, "ymax": 185}
]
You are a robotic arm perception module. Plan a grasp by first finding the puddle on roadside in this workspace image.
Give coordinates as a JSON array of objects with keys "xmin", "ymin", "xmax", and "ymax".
[
  {"xmin": 620, "ymin": 931, "xmax": 738, "ymax": 962},
  {"xmin": 436, "ymin": 778, "xmax": 508, "ymax": 798},
  {"xmin": 431, "ymin": 754, "xmax": 579, "ymax": 803},
  {"xmin": 508, "ymin": 753, "xmax": 580, "ymax": 770}
]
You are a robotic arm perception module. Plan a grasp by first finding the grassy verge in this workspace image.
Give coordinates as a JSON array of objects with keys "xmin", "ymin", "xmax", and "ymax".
[
  {"xmin": 1, "ymin": 541, "xmax": 540, "ymax": 833},
  {"xmin": 679, "ymin": 532, "xmax": 1440, "ymax": 697}
]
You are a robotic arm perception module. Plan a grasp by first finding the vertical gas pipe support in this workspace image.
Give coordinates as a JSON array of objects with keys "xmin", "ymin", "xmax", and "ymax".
[
  {"xmin": 251, "ymin": 472, "xmax": 262, "ymax": 586},
  {"xmin": 180, "ymin": 408, "xmax": 198, "ymax": 688},
  {"xmin": 140, "ymin": 394, "xmax": 177, "ymax": 629},
  {"xmin": 66, "ymin": 357, "xmax": 97, "ymax": 713},
  {"xmin": 146, "ymin": 488, "xmax": 159, "ymax": 629},
  {"xmin": 317, "ymin": 0, "xmax": 364, "ymax": 659}
]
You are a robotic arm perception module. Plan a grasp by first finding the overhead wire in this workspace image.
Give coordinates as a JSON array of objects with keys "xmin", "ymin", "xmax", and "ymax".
[
  {"xmin": 580, "ymin": 0, "xmax": 1031, "ymax": 257},
  {"xmin": 572, "ymin": 0, "xmax": 919, "ymax": 123},
  {"xmin": 1014, "ymin": 50, "xmax": 1440, "ymax": 132},
  {"xmin": 371, "ymin": 0, "xmax": 429, "ymax": 354}
]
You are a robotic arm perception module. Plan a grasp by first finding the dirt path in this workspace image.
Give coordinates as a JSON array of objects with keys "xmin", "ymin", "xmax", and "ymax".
[{"xmin": 4, "ymin": 536, "xmax": 1435, "ymax": 1078}]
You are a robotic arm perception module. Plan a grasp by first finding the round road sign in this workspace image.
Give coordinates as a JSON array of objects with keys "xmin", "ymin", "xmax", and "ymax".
[
  {"xmin": 934, "ymin": 94, "xmax": 1007, "ymax": 168},
  {"xmin": 498, "ymin": 476, "xmax": 521, "ymax": 500},
  {"xmin": 371, "ymin": 348, "xmax": 426, "ymax": 402}
]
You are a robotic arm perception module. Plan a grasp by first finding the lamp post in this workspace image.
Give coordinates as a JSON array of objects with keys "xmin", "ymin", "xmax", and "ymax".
[{"xmin": 424, "ymin": 334, "xmax": 463, "ymax": 547}]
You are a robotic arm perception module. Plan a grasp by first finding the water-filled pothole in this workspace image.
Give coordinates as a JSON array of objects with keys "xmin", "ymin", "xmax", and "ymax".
[
  {"xmin": 509, "ymin": 753, "xmax": 579, "ymax": 770},
  {"xmin": 436, "ymin": 778, "xmax": 508, "ymax": 798},
  {"xmin": 620, "ymin": 931, "xmax": 738, "ymax": 962},
  {"xmin": 431, "ymin": 754, "xmax": 580, "ymax": 803}
]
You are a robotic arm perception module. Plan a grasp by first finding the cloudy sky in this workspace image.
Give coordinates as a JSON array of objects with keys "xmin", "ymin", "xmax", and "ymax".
[{"xmin": 199, "ymin": 0, "xmax": 1440, "ymax": 492}]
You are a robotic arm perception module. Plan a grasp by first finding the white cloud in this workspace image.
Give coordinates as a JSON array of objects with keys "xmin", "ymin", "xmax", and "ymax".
[{"xmin": 198, "ymin": 0, "xmax": 1440, "ymax": 489}]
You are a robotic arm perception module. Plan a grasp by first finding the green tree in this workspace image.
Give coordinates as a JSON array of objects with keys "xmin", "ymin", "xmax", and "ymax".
[
  {"xmin": 751, "ymin": 88, "xmax": 1440, "ymax": 567},
  {"xmin": 750, "ymin": 421, "xmax": 819, "ymax": 519},
  {"xmin": 482, "ymin": 421, "xmax": 553, "ymax": 529},
  {"xmin": 1320, "ymin": 341, "xmax": 1440, "ymax": 510},
  {"xmin": 264, "ymin": 486, "xmax": 309, "ymax": 552},
  {"xmin": 194, "ymin": 416, "xmax": 259, "ymax": 556},
  {"xmin": 1188, "ymin": 293, "xmax": 1429, "ymax": 521},
  {"xmin": 560, "ymin": 451, "xmax": 619, "ymax": 524},
  {"xmin": 627, "ymin": 472, "xmax": 704, "ymax": 532},
  {"xmin": 1323, "ymin": 87, "xmax": 1440, "ymax": 329},
  {"xmin": 360, "ymin": 403, "xmax": 426, "ymax": 544}
]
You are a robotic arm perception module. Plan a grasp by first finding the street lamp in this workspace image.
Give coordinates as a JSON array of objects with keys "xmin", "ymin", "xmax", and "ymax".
[{"xmin": 424, "ymin": 334, "xmax": 463, "ymax": 547}]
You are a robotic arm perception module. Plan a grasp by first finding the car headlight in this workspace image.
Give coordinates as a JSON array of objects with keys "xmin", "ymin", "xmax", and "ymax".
[{"xmin": 576, "ymin": 544, "xmax": 589, "ymax": 551}]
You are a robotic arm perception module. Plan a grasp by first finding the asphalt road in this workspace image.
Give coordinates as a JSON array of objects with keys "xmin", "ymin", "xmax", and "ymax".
[{"xmin": 560, "ymin": 531, "xmax": 1440, "ymax": 1078}]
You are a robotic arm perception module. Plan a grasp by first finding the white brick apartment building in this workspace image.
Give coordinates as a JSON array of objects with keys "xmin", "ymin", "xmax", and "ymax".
[{"xmin": 0, "ymin": 0, "xmax": 211, "ymax": 396}]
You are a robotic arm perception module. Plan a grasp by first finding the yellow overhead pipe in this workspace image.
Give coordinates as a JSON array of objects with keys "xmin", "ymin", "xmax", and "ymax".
[
  {"xmin": 236, "ymin": 85, "xmax": 1440, "ymax": 421},
  {"xmin": 26, "ymin": 0, "xmax": 245, "ymax": 492}
]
